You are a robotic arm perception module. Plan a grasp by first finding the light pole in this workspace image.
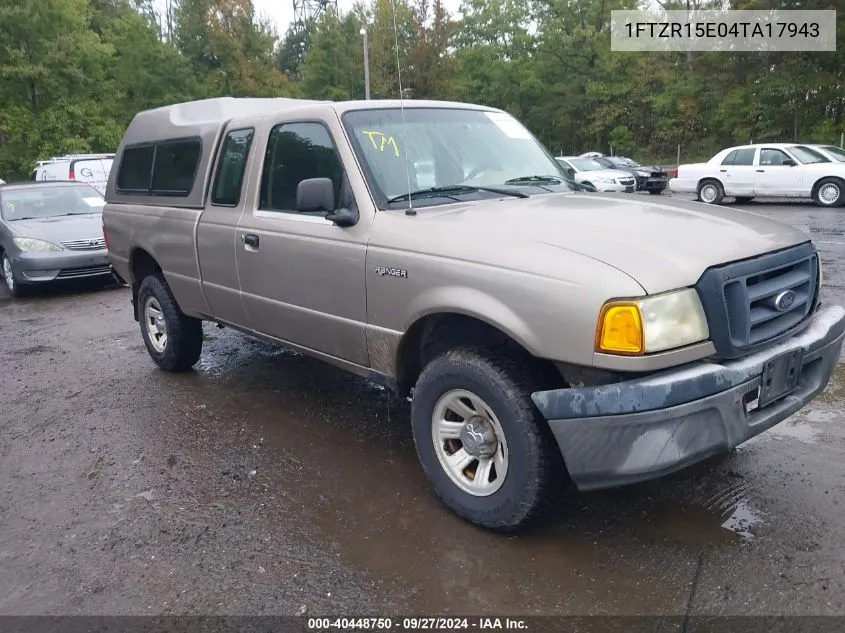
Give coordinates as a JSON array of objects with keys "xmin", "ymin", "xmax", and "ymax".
[{"xmin": 360, "ymin": 27, "xmax": 371, "ymax": 100}]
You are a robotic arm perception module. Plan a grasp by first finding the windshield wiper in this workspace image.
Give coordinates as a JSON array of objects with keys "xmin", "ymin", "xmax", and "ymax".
[
  {"xmin": 387, "ymin": 185, "xmax": 528, "ymax": 204},
  {"xmin": 503, "ymin": 175, "xmax": 563, "ymax": 185},
  {"xmin": 10, "ymin": 216, "xmax": 36, "ymax": 221}
]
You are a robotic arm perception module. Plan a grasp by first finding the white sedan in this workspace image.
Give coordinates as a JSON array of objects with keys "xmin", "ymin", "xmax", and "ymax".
[
  {"xmin": 555, "ymin": 157, "xmax": 637, "ymax": 193},
  {"xmin": 669, "ymin": 143, "xmax": 845, "ymax": 207}
]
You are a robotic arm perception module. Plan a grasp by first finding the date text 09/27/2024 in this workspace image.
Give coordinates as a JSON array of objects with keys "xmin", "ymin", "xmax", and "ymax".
[
  {"xmin": 306, "ymin": 617, "xmax": 528, "ymax": 630},
  {"xmin": 624, "ymin": 21, "xmax": 820, "ymax": 39}
]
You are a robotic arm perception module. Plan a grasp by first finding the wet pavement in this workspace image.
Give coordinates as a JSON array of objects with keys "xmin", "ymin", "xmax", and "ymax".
[{"xmin": 1, "ymin": 199, "xmax": 844, "ymax": 617}]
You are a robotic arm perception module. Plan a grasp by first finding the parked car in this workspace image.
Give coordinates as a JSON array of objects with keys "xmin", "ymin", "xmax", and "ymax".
[
  {"xmin": 582, "ymin": 154, "xmax": 668, "ymax": 194},
  {"xmin": 1, "ymin": 181, "xmax": 114, "ymax": 297},
  {"xmin": 104, "ymin": 97, "xmax": 844, "ymax": 532},
  {"xmin": 30, "ymin": 154, "xmax": 114, "ymax": 195},
  {"xmin": 669, "ymin": 143, "xmax": 845, "ymax": 206},
  {"xmin": 810, "ymin": 144, "xmax": 845, "ymax": 163},
  {"xmin": 554, "ymin": 156, "xmax": 636, "ymax": 192}
]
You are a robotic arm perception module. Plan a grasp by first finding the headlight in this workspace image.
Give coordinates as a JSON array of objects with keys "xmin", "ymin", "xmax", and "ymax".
[
  {"xmin": 598, "ymin": 177, "xmax": 616, "ymax": 184},
  {"xmin": 637, "ymin": 170, "xmax": 650, "ymax": 177},
  {"xmin": 595, "ymin": 288, "xmax": 710, "ymax": 355},
  {"xmin": 12, "ymin": 237, "xmax": 63, "ymax": 252}
]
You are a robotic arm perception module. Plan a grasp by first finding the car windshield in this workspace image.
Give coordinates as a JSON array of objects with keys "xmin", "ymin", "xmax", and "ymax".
[
  {"xmin": 788, "ymin": 145, "xmax": 831, "ymax": 164},
  {"xmin": 0, "ymin": 184, "xmax": 104, "ymax": 221},
  {"xmin": 568, "ymin": 158, "xmax": 605, "ymax": 171},
  {"xmin": 342, "ymin": 107, "xmax": 574, "ymax": 207},
  {"xmin": 606, "ymin": 157, "xmax": 636, "ymax": 167},
  {"xmin": 819, "ymin": 145, "xmax": 845, "ymax": 162}
]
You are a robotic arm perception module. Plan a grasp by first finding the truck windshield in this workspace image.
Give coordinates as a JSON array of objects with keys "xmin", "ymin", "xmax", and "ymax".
[{"xmin": 342, "ymin": 107, "xmax": 574, "ymax": 207}]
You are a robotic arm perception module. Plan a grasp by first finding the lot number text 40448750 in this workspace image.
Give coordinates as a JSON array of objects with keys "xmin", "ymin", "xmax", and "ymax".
[{"xmin": 306, "ymin": 617, "xmax": 529, "ymax": 630}]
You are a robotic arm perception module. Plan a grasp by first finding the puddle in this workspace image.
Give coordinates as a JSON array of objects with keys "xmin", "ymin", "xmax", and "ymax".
[{"xmin": 720, "ymin": 499, "xmax": 764, "ymax": 540}]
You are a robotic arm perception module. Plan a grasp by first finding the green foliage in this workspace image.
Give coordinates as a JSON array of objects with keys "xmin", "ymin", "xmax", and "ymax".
[{"xmin": 0, "ymin": 0, "xmax": 844, "ymax": 180}]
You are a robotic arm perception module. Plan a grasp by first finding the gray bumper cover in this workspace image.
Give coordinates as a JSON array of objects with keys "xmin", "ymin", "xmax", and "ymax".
[{"xmin": 532, "ymin": 304, "xmax": 845, "ymax": 491}]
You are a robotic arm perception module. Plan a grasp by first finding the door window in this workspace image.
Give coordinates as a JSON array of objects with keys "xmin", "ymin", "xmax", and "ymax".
[
  {"xmin": 212, "ymin": 128, "xmax": 255, "ymax": 206},
  {"xmin": 760, "ymin": 149, "xmax": 792, "ymax": 166},
  {"xmin": 259, "ymin": 122, "xmax": 343, "ymax": 215}
]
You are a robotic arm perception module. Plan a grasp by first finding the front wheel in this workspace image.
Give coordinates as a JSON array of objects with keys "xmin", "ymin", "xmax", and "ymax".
[
  {"xmin": 813, "ymin": 178, "xmax": 845, "ymax": 208},
  {"xmin": 697, "ymin": 179, "xmax": 725, "ymax": 204},
  {"xmin": 647, "ymin": 188, "xmax": 664, "ymax": 195},
  {"xmin": 411, "ymin": 347, "xmax": 560, "ymax": 532},
  {"xmin": 137, "ymin": 274, "xmax": 203, "ymax": 372},
  {"xmin": 2, "ymin": 254, "xmax": 25, "ymax": 298}
]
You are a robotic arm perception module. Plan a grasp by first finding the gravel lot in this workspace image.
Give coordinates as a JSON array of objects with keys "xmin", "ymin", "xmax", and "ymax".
[{"xmin": 1, "ymin": 196, "xmax": 844, "ymax": 618}]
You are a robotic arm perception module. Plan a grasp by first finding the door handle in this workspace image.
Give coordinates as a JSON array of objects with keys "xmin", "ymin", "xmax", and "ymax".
[
  {"xmin": 242, "ymin": 233, "xmax": 259, "ymax": 248},
  {"xmin": 719, "ymin": 169, "xmax": 727, "ymax": 172},
  {"xmin": 756, "ymin": 169, "xmax": 765, "ymax": 173}
]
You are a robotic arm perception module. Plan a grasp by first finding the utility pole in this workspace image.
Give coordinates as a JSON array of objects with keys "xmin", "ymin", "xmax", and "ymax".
[{"xmin": 360, "ymin": 27, "xmax": 371, "ymax": 100}]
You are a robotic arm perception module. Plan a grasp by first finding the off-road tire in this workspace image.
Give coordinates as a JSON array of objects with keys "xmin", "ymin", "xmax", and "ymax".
[
  {"xmin": 697, "ymin": 179, "xmax": 725, "ymax": 204},
  {"xmin": 411, "ymin": 346, "xmax": 561, "ymax": 532},
  {"xmin": 137, "ymin": 274, "xmax": 203, "ymax": 372}
]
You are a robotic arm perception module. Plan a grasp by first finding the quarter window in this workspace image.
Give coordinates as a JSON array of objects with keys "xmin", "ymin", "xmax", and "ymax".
[
  {"xmin": 259, "ymin": 122, "xmax": 343, "ymax": 214},
  {"xmin": 212, "ymin": 128, "xmax": 254, "ymax": 206}
]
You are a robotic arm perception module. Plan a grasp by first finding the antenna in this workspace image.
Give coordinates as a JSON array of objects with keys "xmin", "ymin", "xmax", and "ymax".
[{"xmin": 389, "ymin": 0, "xmax": 415, "ymax": 215}]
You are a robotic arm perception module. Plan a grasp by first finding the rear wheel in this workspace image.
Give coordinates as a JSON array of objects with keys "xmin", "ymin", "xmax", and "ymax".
[
  {"xmin": 697, "ymin": 179, "xmax": 725, "ymax": 204},
  {"xmin": 2, "ymin": 253, "xmax": 25, "ymax": 298},
  {"xmin": 137, "ymin": 274, "xmax": 203, "ymax": 372},
  {"xmin": 410, "ymin": 347, "xmax": 560, "ymax": 532},
  {"xmin": 813, "ymin": 178, "xmax": 844, "ymax": 208}
]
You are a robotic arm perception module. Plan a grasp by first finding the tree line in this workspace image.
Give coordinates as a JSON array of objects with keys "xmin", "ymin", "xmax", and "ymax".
[{"xmin": 0, "ymin": 0, "xmax": 843, "ymax": 180}]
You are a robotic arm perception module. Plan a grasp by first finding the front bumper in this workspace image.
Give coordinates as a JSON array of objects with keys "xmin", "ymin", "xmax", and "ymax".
[
  {"xmin": 12, "ymin": 249, "xmax": 112, "ymax": 283},
  {"xmin": 532, "ymin": 304, "xmax": 845, "ymax": 491},
  {"xmin": 596, "ymin": 181, "xmax": 636, "ymax": 193}
]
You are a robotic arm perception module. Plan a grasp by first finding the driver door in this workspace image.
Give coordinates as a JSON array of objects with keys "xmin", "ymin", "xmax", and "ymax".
[
  {"xmin": 754, "ymin": 148, "xmax": 804, "ymax": 196},
  {"xmin": 234, "ymin": 116, "xmax": 373, "ymax": 366}
]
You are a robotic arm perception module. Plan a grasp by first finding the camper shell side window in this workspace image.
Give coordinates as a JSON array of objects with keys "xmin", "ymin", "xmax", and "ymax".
[{"xmin": 115, "ymin": 137, "xmax": 203, "ymax": 197}]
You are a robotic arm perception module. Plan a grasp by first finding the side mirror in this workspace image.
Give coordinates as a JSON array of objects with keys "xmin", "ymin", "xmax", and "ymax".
[
  {"xmin": 296, "ymin": 177, "xmax": 335, "ymax": 212},
  {"xmin": 782, "ymin": 158, "xmax": 796, "ymax": 166},
  {"xmin": 325, "ymin": 206, "xmax": 358, "ymax": 227}
]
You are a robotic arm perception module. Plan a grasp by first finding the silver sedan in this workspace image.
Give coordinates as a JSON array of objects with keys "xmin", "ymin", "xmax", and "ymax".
[{"xmin": 0, "ymin": 181, "xmax": 115, "ymax": 297}]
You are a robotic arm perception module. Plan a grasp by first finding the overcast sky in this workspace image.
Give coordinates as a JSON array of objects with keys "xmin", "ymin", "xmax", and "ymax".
[
  {"xmin": 157, "ymin": 0, "xmax": 464, "ymax": 35},
  {"xmin": 250, "ymin": 0, "xmax": 462, "ymax": 34}
]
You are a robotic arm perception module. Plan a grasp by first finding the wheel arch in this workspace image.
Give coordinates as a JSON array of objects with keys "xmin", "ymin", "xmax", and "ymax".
[
  {"xmin": 395, "ymin": 311, "xmax": 562, "ymax": 397},
  {"xmin": 129, "ymin": 247, "xmax": 163, "ymax": 321}
]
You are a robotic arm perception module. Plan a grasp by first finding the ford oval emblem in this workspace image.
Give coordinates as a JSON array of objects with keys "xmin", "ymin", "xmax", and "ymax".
[{"xmin": 774, "ymin": 290, "xmax": 797, "ymax": 312}]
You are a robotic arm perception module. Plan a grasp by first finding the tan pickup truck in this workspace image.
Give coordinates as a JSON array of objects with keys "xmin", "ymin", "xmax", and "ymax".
[{"xmin": 103, "ymin": 97, "xmax": 845, "ymax": 532}]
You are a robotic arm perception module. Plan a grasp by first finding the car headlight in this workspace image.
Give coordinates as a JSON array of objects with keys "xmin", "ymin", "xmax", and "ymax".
[
  {"xmin": 598, "ymin": 177, "xmax": 616, "ymax": 184},
  {"xmin": 12, "ymin": 237, "xmax": 63, "ymax": 252},
  {"xmin": 637, "ymin": 170, "xmax": 650, "ymax": 177},
  {"xmin": 595, "ymin": 288, "xmax": 710, "ymax": 355}
]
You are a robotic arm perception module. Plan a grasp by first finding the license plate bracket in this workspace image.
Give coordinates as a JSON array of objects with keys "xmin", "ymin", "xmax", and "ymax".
[{"xmin": 758, "ymin": 348, "xmax": 804, "ymax": 409}]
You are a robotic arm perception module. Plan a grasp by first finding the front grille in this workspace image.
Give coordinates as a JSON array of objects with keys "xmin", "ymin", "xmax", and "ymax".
[
  {"xmin": 696, "ymin": 243, "xmax": 819, "ymax": 359},
  {"xmin": 620, "ymin": 178, "xmax": 636, "ymax": 186},
  {"xmin": 57, "ymin": 265, "xmax": 112, "ymax": 279},
  {"xmin": 61, "ymin": 238, "xmax": 105, "ymax": 251}
]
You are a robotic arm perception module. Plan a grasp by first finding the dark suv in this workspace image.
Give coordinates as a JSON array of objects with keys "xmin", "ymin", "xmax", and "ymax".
[{"xmin": 589, "ymin": 155, "xmax": 668, "ymax": 194}]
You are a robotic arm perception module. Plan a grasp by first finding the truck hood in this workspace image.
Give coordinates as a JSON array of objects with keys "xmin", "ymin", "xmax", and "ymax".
[
  {"xmin": 412, "ymin": 192, "xmax": 810, "ymax": 294},
  {"xmin": 6, "ymin": 213, "xmax": 104, "ymax": 244}
]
